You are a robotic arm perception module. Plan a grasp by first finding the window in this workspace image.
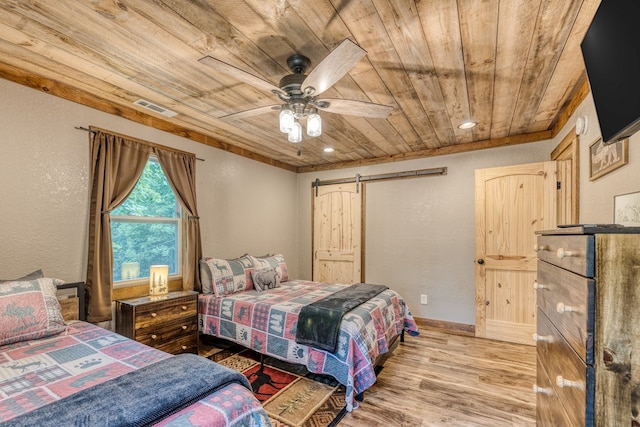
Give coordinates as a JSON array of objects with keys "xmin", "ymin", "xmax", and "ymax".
[{"xmin": 111, "ymin": 156, "xmax": 182, "ymax": 286}]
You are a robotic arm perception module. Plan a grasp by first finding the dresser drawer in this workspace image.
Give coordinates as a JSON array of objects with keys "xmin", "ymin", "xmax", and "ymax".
[
  {"xmin": 536, "ymin": 358, "xmax": 576, "ymax": 427},
  {"xmin": 536, "ymin": 235, "xmax": 594, "ymax": 276},
  {"xmin": 537, "ymin": 309, "xmax": 592, "ymax": 426},
  {"xmin": 133, "ymin": 297, "xmax": 197, "ymax": 329},
  {"xmin": 537, "ymin": 261, "xmax": 594, "ymax": 363}
]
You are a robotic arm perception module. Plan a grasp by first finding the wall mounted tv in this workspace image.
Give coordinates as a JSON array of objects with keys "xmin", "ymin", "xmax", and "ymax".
[{"xmin": 581, "ymin": 0, "xmax": 640, "ymax": 143}]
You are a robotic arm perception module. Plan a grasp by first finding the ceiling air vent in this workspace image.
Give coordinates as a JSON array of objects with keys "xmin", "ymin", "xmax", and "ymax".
[{"xmin": 132, "ymin": 99, "xmax": 177, "ymax": 117}]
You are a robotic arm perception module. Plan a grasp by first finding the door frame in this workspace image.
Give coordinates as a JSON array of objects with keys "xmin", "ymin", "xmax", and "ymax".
[{"xmin": 551, "ymin": 127, "xmax": 580, "ymax": 224}]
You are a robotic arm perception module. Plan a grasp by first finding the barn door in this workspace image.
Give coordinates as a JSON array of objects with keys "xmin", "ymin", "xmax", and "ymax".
[
  {"xmin": 312, "ymin": 182, "xmax": 362, "ymax": 284},
  {"xmin": 475, "ymin": 161, "xmax": 557, "ymax": 345}
]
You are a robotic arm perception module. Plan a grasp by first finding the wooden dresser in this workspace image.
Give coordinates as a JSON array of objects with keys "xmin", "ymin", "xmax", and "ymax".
[
  {"xmin": 534, "ymin": 225, "xmax": 640, "ymax": 426},
  {"xmin": 116, "ymin": 290, "xmax": 198, "ymax": 355}
]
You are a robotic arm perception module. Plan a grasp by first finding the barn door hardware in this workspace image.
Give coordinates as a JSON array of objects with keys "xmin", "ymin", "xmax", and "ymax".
[{"xmin": 312, "ymin": 166, "xmax": 447, "ymax": 190}]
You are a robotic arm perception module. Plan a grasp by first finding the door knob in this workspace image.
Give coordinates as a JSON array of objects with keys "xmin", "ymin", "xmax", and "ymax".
[{"xmin": 477, "ymin": 259, "xmax": 485, "ymax": 265}]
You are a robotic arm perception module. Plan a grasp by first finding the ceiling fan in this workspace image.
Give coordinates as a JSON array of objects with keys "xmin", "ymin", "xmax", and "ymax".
[{"xmin": 199, "ymin": 39, "xmax": 393, "ymax": 143}]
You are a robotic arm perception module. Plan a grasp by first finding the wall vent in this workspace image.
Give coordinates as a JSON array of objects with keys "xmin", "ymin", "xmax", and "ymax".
[{"xmin": 132, "ymin": 99, "xmax": 178, "ymax": 117}]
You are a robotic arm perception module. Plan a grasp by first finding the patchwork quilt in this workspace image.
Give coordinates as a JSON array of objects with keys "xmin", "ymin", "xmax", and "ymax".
[
  {"xmin": 199, "ymin": 280, "xmax": 419, "ymax": 411},
  {"xmin": 0, "ymin": 321, "xmax": 269, "ymax": 426}
]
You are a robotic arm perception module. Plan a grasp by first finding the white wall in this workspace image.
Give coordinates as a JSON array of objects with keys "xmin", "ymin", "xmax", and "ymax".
[
  {"xmin": 553, "ymin": 93, "xmax": 640, "ymax": 223},
  {"xmin": 0, "ymin": 78, "xmax": 299, "ymax": 282},
  {"xmin": 297, "ymin": 141, "xmax": 556, "ymax": 325}
]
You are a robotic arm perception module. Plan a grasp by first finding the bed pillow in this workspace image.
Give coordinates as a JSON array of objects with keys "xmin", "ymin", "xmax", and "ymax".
[
  {"xmin": 250, "ymin": 254, "xmax": 289, "ymax": 282},
  {"xmin": 0, "ymin": 269, "xmax": 44, "ymax": 283},
  {"xmin": 0, "ymin": 277, "xmax": 67, "ymax": 346},
  {"xmin": 199, "ymin": 258, "xmax": 214, "ymax": 294},
  {"xmin": 251, "ymin": 267, "xmax": 281, "ymax": 292},
  {"xmin": 203, "ymin": 255, "xmax": 255, "ymax": 296}
]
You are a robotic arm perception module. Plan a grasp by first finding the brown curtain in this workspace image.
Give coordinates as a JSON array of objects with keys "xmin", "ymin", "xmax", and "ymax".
[
  {"xmin": 155, "ymin": 149, "xmax": 202, "ymax": 292},
  {"xmin": 86, "ymin": 130, "xmax": 151, "ymax": 322}
]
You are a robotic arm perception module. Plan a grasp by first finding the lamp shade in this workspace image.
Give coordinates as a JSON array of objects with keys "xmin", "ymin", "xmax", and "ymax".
[
  {"xmin": 307, "ymin": 111, "xmax": 322, "ymax": 137},
  {"xmin": 279, "ymin": 107, "xmax": 294, "ymax": 133},
  {"xmin": 149, "ymin": 265, "xmax": 169, "ymax": 296},
  {"xmin": 288, "ymin": 120, "xmax": 302, "ymax": 143}
]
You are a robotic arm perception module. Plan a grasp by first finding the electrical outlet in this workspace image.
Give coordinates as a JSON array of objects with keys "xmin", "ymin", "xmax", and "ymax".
[{"xmin": 420, "ymin": 294, "xmax": 428, "ymax": 305}]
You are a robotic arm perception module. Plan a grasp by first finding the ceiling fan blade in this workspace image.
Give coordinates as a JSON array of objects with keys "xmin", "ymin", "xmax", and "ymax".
[
  {"xmin": 318, "ymin": 98, "xmax": 393, "ymax": 119},
  {"xmin": 219, "ymin": 104, "xmax": 280, "ymax": 121},
  {"xmin": 301, "ymin": 39, "xmax": 366, "ymax": 96},
  {"xmin": 199, "ymin": 56, "xmax": 286, "ymax": 96}
]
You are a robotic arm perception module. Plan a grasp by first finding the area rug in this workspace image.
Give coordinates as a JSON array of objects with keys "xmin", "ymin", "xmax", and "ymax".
[{"xmin": 204, "ymin": 342, "xmax": 346, "ymax": 426}]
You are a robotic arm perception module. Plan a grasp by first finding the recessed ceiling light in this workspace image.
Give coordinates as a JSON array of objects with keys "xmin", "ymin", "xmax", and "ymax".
[
  {"xmin": 323, "ymin": 147, "xmax": 335, "ymax": 153},
  {"xmin": 458, "ymin": 121, "xmax": 477, "ymax": 130}
]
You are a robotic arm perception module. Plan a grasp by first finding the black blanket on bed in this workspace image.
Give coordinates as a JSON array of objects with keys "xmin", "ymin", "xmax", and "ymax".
[
  {"xmin": 7, "ymin": 353, "xmax": 251, "ymax": 427},
  {"xmin": 295, "ymin": 282, "xmax": 388, "ymax": 352}
]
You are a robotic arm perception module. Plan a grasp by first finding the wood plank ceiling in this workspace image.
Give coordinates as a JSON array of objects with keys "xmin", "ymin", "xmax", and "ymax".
[{"xmin": 0, "ymin": 0, "xmax": 601, "ymax": 172}]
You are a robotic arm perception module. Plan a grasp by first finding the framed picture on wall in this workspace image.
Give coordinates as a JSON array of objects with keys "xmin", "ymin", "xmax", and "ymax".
[
  {"xmin": 589, "ymin": 138, "xmax": 629, "ymax": 181},
  {"xmin": 614, "ymin": 191, "xmax": 640, "ymax": 226}
]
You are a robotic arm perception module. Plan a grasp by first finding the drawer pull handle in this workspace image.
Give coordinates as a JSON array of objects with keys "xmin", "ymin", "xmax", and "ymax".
[
  {"xmin": 150, "ymin": 312, "xmax": 157, "ymax": 318},
  {"xmin": 151, "ymin": 334, "xmax": 158, "ymax": 340},
  {"xmin": 181, "ymin": 345, "xmax": 187, "ymax": 350},
  {"xmin": 557, "ymin": 302, "xmax": 577, "ymax": 314},
  {"xmin": 181, "ymin": 305, "xmax": 187, "ymax": 311},
  {"xmin": 556, "ymin": 375, "xmax": 584, "ymax": 391},
  {"xmin": 533, "ymin": 385, "xmax": 553, "ymax": 396},
  {"xmin": 556, "ymin": 248, "xmax": 576, "ymax": 259},
  {"xmin": 533, "ymin": 244, "xmax": 548, "ymax": 252},
  {"xmin": 181, "ymin": 325, "xmax": 188, "ymax": 330},
  {"xmin": 533, "ymin": 333, "xmax": 553, "ymax": 343},
  {"xmin": 533, "ymin": 280, "xmax": 546, "ymax": 290}
]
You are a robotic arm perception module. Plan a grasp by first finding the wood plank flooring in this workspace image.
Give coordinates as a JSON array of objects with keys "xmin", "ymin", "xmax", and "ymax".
[{"xmin": 339, "ymin": 324, "xmax": 536, "ymax": 426}]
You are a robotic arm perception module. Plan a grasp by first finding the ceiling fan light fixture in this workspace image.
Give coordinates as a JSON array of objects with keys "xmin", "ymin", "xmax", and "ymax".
[
  {"xmin": 288, "ymin": 120, "xmax": 302, "ymax": 143},
  {"xmin": 307, "ymin": 109, "xmax": 322, "ymax": 137},
  {"xmin": 458, "ymin": 121, "xmax": 477, "ymax": 130},
  {"xmin": 279, "ymin": 106, "xmax": 294, "ymax": 133}
]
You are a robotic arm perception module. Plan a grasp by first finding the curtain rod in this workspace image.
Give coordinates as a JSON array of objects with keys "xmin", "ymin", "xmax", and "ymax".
[
  {"xmin": 75, "ymin": 126, "xmax": 204, "ymax": 161},
  {"xmin": 312, "ymin": 167, "xmax": 447, "ymax": 188}
]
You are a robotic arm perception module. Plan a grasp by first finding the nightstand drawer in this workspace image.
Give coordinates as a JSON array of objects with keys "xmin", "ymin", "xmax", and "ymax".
[
  {"xmin": 536, "ymin": 235, "xmax": 594, "ymax": 276},
  {"xmin": 537, "ymin": 261, "xmax": 594, "ymax": 363},
  {"xmin": 134, "ymin": 298, "xmax": 197, "ymax": 329},
  {"xmin": 136, "ymin": 318, "xmax": 198, "ymax": 346},
  {"xmin": 154, "ymin": 334, "xmax": 198, "ymax": 355}
]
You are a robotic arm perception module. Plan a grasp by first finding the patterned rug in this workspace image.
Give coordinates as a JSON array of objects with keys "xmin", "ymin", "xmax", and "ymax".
[{"xmin": 202, "ymin": 338, "xmax": 346, "ymax": 427}]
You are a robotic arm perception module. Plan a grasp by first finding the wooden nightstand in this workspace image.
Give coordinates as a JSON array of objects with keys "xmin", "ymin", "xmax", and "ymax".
[{"xmin": 116, "ymin": 290, "xmax": 198, "ymax": 355}]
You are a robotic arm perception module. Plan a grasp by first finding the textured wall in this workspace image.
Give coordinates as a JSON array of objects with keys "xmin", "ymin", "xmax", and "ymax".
[
  {"xmin": 0, "ymin": 79, "xmax": 299, "ymax": 282},
  {"xmin": 297, "ymin": 142, "xmax": 558, "ymax": 325}
]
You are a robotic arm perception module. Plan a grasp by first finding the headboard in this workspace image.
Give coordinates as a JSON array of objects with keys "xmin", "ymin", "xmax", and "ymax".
[{"xmin": 56, "ymin": 282, "xmax": 86, "ymax": 321}]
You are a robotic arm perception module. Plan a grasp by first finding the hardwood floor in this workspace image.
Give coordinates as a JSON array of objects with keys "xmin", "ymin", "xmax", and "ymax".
[{"xmin": 339, "ymin": 325, "xmax": 536, "ymax": 426}]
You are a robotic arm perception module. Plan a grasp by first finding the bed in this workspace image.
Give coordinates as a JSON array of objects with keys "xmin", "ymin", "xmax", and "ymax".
[
  {"xmin": 0, "ymin": 275, "xmax": 271, "ymax": 426},
  {"xmin": 198, "ymin": 254, "xmax": 419, "ymax": 412}
]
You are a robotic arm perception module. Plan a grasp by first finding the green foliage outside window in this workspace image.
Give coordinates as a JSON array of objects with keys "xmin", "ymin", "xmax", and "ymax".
[{"xmin": 111, "ymin": 158, "xmax": 181, "ymax": 282}]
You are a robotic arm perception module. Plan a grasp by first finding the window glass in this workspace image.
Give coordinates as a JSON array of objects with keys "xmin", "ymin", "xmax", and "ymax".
[{"xmin": 111, "ymin": 157, "xmax": 181, "ymax": 283}]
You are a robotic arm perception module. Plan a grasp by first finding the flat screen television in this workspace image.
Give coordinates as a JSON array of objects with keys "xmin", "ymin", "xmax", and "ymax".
[{"xmin": 581, "ymin": 0, "xmax": 640, "ymax": 143}]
